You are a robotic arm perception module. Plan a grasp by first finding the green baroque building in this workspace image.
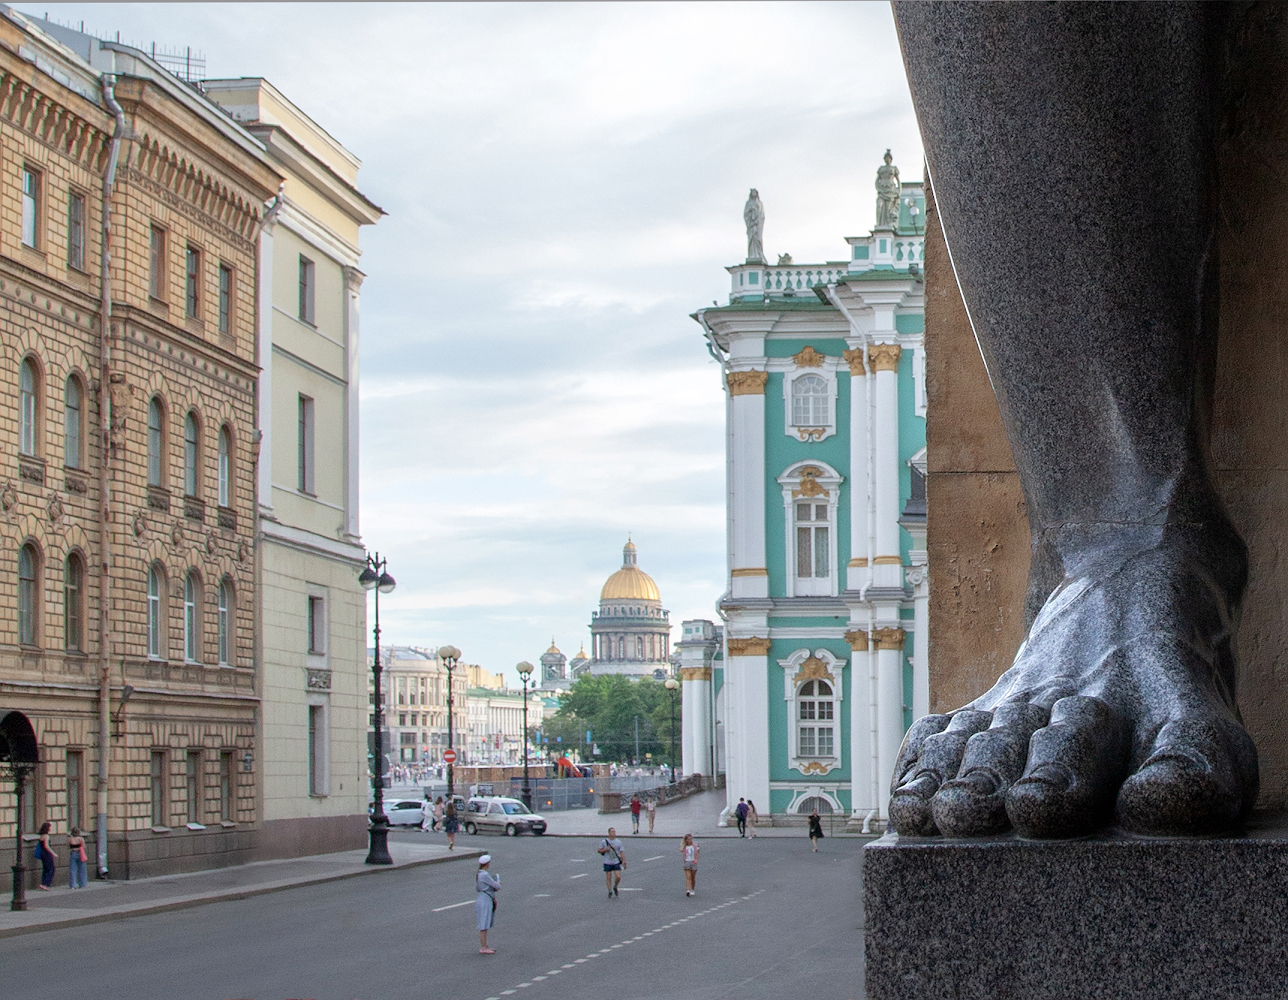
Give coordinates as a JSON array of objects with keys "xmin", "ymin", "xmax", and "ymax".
[{"xmin": 694, "ymin": 154, "xmax": 927, "ymax": 827}]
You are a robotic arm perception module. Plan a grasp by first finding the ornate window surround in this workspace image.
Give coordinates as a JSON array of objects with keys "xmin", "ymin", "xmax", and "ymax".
[
  {"xmin": 778, "ymin": 460, "xmax": 843, "ymax": 598},
  {"xmin": 778, "ymin": 647, "xmax": 846, "ymax": 777},
  {"xmin": 780, "ymin": 346, "xmax": 839, "ymax": 442},
  {"xmin": 786, "ymin": 785, "xmax": 845, "ymax": 815}
]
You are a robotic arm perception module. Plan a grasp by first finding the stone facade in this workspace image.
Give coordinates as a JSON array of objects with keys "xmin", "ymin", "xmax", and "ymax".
[{"xmin": 0, "ymin": 15, "xmax": 280, "ymax": 879}]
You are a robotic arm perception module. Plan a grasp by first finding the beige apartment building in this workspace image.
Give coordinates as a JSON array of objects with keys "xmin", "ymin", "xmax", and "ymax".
[
  {"xmin": 377, "ymin": 647, "xmax": 470, "ymax": 766},
  {"xmin": 203, "ymin": 78, "xmax": 382, "ymax": 856},
  {"xmin": 0, "ymin": 14, "xmax": 279, "ymax": 878}
]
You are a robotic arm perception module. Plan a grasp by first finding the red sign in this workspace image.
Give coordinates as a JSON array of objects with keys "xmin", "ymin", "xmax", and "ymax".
[{"xmin": 442, "ymin": 748, "xmax": 457, "ymax": 764}]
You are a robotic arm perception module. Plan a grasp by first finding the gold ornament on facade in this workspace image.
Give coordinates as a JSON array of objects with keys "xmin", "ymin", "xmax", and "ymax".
[
  {"xmin": 795, "ymin": 427, "xmax": 827, "ymax": 443},
  {"xmin": 873, "ymin": 627, "xmax": 907, "ymax": 650},
  {"xmin": 730, "ymin": 567, "xmax": 768, "ymax": 578},
  {"xmin": 793, "ymin": 345, "xmax": 826, "ymax": 367},
  {"xmin": 842, "ymin": 348, "xmax": 867, "ymax": 376},
  {"xmin": 868, "ymin": 343, "xmax": 902, "ymax": 372},
  {"xmin": 844, "ymin": 629, "xmax": 868, "ymax": 650},
  {"xmin": 792, "ymin": 654, "xmax": 835, "ymax": 687},
  {"xmin": 727, "ymin": 636, "xmax": 772, "ymax": 656},
  {"xmin": 792, "ymin": 466, "xmax": 830, "ymax": 498},
  {"xmin": 726, "ymin": 369, "xmax": 769, "ymax": 396},
  {"xmin": 873, "ymin": 555, "xmax": 904, "ymax": 565},
  {"xmin": 680, "ymin": 667, "xmax": 712, "ymax": 682},
  {"xmin": 799, "ymin": 761, "xmax": 832, "ymax": 775}
]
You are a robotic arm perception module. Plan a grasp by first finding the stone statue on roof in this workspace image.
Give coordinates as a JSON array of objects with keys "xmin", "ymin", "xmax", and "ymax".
[
  {"xmin": 744, "ymin": 188, "xmax": 765, "ymax": 263},
  {"xmin": 875, "ymin": 149, "xmax": 901, "ymax": 228}
]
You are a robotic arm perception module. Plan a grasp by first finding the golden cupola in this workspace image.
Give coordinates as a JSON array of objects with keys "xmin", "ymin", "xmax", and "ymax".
[{"xmin": 599, "ymin": 539, "xmax": 662, "ymax": 602}]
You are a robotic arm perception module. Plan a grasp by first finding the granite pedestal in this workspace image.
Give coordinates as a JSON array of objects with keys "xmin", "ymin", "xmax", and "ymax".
[{"xmin": 864, "ymin": 812, "xmax": 1288, "ymax": 1000}]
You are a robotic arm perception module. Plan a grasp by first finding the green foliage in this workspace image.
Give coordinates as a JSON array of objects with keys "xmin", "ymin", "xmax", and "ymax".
[{"xmin": 545, "ymin": 674, "xmax": 682, "ymax": 766}]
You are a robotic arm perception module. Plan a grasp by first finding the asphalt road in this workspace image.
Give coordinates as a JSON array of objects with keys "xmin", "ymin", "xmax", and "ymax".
[{"xmin": 2, "ymin": 827, "xmax": 865, "ymax": 1000}]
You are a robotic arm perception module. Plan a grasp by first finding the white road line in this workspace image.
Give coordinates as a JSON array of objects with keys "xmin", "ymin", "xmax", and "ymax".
[
  {"xmin": 570, "ymin": 873, "xmax": 588, "ymax": 879},
  {"xmin": 534, "ymin": 893, "xmax": 551, "ymax": 897},
  {"xmin": 642, "ymin": 855, "xmax": 664, "ymax": 861},
  {"xmin": 620, "ymin": 887, "xmax": 643, "ymax": 891},
  {"xmin": 569, "ymin": 858, "xmax": 585, "ymax": 862},
  {"xmin": 432, "ymin": 900, "xmax": 473, "ymax": 912}
]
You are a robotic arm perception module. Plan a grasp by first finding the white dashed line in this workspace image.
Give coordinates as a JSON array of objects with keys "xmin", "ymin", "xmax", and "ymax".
[
  {"xmin": 570, "ymin": 858, "xmax": 585, "ymax": 862},
  {"xmin": 570, "ymin": 873, "xmax": 588, "ymax": 879},
  {"xmin": 534, "ymin": 893, "xmax": 551, "ymax": 897},
  {"xmin": 619, "ymin": 887, "xmax": 643, "ymax": 891},
  {"xmin": 433, "ymin": 900, "xmax": 474, "ymax": 912},
  {"xmin": 642, "ymin": 855, "xmax": 664, "ymax": 861}
]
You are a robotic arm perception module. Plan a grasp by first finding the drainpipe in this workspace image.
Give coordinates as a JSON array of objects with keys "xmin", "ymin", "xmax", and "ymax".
[{"xmin": 96, "ymin": 74, "xmax": 126, "ymax": 879}]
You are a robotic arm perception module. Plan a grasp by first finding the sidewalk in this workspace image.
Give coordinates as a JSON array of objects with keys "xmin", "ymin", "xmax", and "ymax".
[{"xmin": 0, "ymin": 840, "xmax": 481, "ymax": 939}]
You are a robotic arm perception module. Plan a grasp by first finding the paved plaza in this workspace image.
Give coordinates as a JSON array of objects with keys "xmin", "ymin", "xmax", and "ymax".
[{"xmin": 2, "ymin": 823, "xmax": 865, "ymax": 1000}]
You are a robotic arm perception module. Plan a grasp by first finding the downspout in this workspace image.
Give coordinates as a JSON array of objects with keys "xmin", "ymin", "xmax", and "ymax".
[{"xmin": 96, "ymin": 73, "xmax": 126, "ymax": 879}]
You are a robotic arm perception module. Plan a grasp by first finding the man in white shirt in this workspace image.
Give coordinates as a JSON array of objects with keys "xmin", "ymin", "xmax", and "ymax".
[{"xmin": 597, "ymin": 827, "xmax": 626, "ymax": 898}]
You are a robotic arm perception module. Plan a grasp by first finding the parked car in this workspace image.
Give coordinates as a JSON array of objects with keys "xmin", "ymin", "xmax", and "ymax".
[
  {"xmin": 380, "ymin": 799, "xmax": 428, "ymax": 826},
  {"xmin": 462, "ymin": 796, "xmax": 547, "ymax": 836}
]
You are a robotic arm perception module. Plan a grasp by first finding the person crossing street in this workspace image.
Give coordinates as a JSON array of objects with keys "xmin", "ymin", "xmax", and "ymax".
[
  {"xmin": 630, "ymin": 793, "xmax": 642, "ymax": 834},
  {"xmin": 597, "ymin": 826, "xmax": 626, "ymax": 898}
]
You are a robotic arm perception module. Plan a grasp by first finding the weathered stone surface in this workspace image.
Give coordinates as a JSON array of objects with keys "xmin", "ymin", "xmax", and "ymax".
[{"xmin": 864, "ymin": 813, "xmax": 1288, "ymax": 1000}]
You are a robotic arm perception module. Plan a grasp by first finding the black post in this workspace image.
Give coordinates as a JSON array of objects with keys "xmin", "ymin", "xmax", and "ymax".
[
  {"xmin": 669, "ymin": 687, "xmax": 678, "ymax": 779},
  {"xmin": 445, "ymin": 658, "xmax": 456, "ymax": 798},
  {"xmin": 361, "ymin": 553, "xmax": 394, "ymax": 866},
  {"xmin": 9, "ymin": 766, "xmax": 29, "ymax": 911},
  {"xmin": 521, "ymin": 678, "xmax": 532, "ymax": 809}
]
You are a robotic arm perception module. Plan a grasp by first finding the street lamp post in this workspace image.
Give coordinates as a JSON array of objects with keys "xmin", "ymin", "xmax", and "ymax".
[
  {"xmin": 438, "ymin": 645, "xmax": 461, "ymax": 797},
  {"xmin": 359, "ymin": 553, "xmax": 396, "ymax": 866},
  {"xmin": 516, "ymin": 661, "xmax": 534, "ymax": 810},
  {"xmin": 664, "ymin": 677, "xmax": 679, "ymax": 784}
]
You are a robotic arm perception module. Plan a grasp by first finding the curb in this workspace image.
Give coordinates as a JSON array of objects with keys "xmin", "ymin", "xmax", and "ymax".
[{"xmin": 0, "ymin": 848, "xmax": 484, "ymax": 940}]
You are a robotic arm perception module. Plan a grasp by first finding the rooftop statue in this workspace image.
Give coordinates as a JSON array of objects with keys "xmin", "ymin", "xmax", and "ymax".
[
  {"xmin": 743, "ymin": 188, "xmax": 765, "ymax": 264},
  {"xmin": 875, "ymin": 149, "xmax": 900, "ymax": 228},
  {"xmin": 888, "ymin": 3, "xmax": 1259, "ymax": 839}
]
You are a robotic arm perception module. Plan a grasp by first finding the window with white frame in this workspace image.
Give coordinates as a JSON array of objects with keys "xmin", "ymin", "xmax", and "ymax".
[
  {"xmin": 780, "ymin": 649, "xmax": 846, "ymax": 775},
  {"xmin": 795, "ymin": 500, "xmax": 830, "ymax": 581},
  {"xmin": 779, "ymin": 463, "xmax": 843, "ymax": 598},
  {"xmin": 791, "ymin": 374, "xmax": 829, "ymax": 427},
  {"xmin": 797, "ymin": 680, "xmax": 835, "ymax": 757},
  {"xmin": 19, "ymin": 358, "xmax": 38, "ymax": 456},
  {"xmin": 218, "ymin": 578, "xmax": 232, "ymax": 666},
  {"xmin": 148, "ymin": 565, "xmax": 164, "ymax": 658},
  {"xmin": 218, "ymin": 426, "xmax": 232, "ymax": 506},
  {"xmin": 184, "ymin": 571, "xmax": 200, "ymax": 662}
]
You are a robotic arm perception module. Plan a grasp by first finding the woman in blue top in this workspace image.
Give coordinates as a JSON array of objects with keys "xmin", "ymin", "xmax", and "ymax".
[{"xmin": 476, "ymin": 855, "xmax": 500, "ymax": 954}]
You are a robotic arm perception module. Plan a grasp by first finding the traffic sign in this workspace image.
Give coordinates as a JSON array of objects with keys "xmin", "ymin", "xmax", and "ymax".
[{"xmin": 442, "ymin": 748, "xmax": 457, "ymax": 764}]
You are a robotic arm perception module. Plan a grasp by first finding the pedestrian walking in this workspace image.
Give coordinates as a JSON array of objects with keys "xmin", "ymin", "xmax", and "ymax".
[
  {"xmin": 681, "ymin": 833, "xmax": 700, "ymax": 897},
  {"xmin": 646, "ymin": 795, "xmax": 657, "ymax": 834},
  {"xmin": 808, "ymin": 810, "xmax": 824, "ymax": 852},
  {"xmin": 746, "ymin": 799, "xmax": 758, "ymax": 838},
  {"xmin": 421, "ymin": 793, "xmax": 434, "ymax": 833},
  {"xmin": 476, "ymin": 854, "xmax": 500, "ymax": 954},
  {"xmin": 444, "ymin": 801, "xmax": 460, "ymax": 850},
  {"xmin": 34, "ymin": 821, "xmax": 56, "ymax": 889},
  {"xmin": 433, "ymin": 795, "xmax": 445, "ymax": 832},
  {"xmin": 630, "ymin": 793, "xmax": 642, "ymax": 834},
  {"xmin": 66, "ymin": 826, "xmax": 88, "ymax": 889},
  {"xmin": 735, "ymin": 797, "xmax": 749, "ymax": 837},
  {"xmin": 597, "ymin": 826, "xmax": 626, "ymax": 898}
]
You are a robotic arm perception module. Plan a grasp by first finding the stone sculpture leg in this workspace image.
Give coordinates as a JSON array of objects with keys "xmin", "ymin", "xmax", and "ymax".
[{"xmin": 888, "ymin": 2, "xmax": 1259, "ymax": 837}]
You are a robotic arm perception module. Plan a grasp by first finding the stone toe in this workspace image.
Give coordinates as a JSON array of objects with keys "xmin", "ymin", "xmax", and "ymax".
[{"xmin": 889, "ymin": 710, "xmax": 993, "ymax": 836}]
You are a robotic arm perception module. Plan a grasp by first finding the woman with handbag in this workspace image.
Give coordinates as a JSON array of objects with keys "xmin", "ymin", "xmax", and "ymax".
[
  {"xmin": 67, "ymin": 825, "xmax": 88, "ymax": 888},
  {"xmin": 475, "ymin": 854, "xmax": 500, "ymax": 954},
  {"xmin": 34, "ymin": 821, "xmax": 57, "ymax": 890}
]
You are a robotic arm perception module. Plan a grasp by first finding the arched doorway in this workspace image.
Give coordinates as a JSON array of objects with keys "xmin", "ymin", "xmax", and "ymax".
[{"xmin": 1, "ymin": 709, "xmax": 39, "ymax": 911}]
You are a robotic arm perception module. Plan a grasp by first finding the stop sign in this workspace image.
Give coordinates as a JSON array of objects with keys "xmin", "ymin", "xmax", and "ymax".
[{"xmin": 442, "ymin": 748, "xmax": 457, "ymax": 764}]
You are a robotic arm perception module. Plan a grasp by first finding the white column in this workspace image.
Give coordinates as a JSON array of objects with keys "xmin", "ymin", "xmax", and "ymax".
[
  {"xmin": 874, "ymin": 627, "xmax": 907, "ymax": 819},
  {"xmin": 870, "ymin": 343, "xmax": 903, "ymax": 588},
  {"xmin": 342, "ymin": 266, "xmax": 364, "ymax": 540},
  {"xmin": 256, "ymin": 216, "xmax": 276, "ymax": 514},
  {"xmin": 845, "ymin": 630, "xmax": 876, "ymax": 818},
  {"xmin": 681, "ymin": 667, "xmax": 712, "ymax": 777},
  {"xmin": 843, "ymin": 348, "xmax": 869, "ymax": 591},
  {"xmin": 725, "ymin": 636, "xmax": 771, "ymax": 815},
  {"xmin": 727, "ymin": 369, "xmax": 768, "ymax": 599},
  {"xmin": 909, "ymin": 566, "xmax": 930, "ymax": 720}
]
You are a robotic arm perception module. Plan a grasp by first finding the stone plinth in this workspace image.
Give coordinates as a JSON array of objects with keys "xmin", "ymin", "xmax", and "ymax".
[{"xmin": 864, "ymin": 812, "xmax": 1288, "ymax": 1000}]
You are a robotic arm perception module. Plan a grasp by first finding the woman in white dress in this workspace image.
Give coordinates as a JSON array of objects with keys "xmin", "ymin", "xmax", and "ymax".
[{"xmin": 476, "ymin": 855, "xmax": 500, "ymax": 954}]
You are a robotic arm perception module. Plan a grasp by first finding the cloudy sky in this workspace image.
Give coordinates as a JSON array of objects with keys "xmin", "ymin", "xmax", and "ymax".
[{"xmin": 27, "ymin": 2, "xmax": 923, "ymax": 684}]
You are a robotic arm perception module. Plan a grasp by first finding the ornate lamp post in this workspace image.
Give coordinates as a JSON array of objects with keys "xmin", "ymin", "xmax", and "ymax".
[
  {"xmin": 438, "ymin": 645, "xmax": 461, "ymax": 797},
  {"xmin": 516, "ymin": 661, "xmax": 534, "ymax": 809},
  {"xmin": 664, "ymin": 677, "xmax": 680, "ymax": 783},
  {"xmin": 359, "ymin": 553, "xmax": 396, "ymax": 866}
]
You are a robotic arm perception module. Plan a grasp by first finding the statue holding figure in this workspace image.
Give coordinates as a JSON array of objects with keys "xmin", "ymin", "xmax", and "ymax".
[
  {"xmin": 743, "ymin": 188, "xmax": 765, "ymax": 263},
  {"xmin": 875, "ymin": 149, "xmax": 901, "ymax": 228}
]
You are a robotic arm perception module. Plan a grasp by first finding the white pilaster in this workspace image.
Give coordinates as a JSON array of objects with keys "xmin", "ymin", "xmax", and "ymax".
[
  {"xmin": 909, "ymin": 566, "xmax": 930, "ymax": 720},
  {"xmin": 256, "ymin": 214, "xmax": 277, "ymax": 514},
  {"xmin": 875, "ymin": 636, "xmax": 905, "ymax": 818},
  {"xmin": 845, "ymin": 629, "xmax": 877, "ymax": 818},
  {"xmin": 844, "ymin": 348, "xmax": 870, "ymax": 591},
  {"xmin": 727, "ymin": 365, "xmax": 768, "ymax": 599},
  {"xmin": 681, "ymin": 669, "xmax": 712, "ymax": 777},
  {"xmin": 724, "ymin": 639, "xmax": 771, "ymax": 815},
  {"xmin": 870, "ymin": 342, "xmax": 903, "ymax": 588},
  {"xmin": 342, "ymin": 266, "xmax": 364, "ymax": 541}
]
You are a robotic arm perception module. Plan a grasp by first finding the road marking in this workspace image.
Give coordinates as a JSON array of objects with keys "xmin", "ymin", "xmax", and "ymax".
[
  {"xmin": 433, "ymin": 900, "xmax": 473, "ymax": 912},
  {"xmin": 561, "ymin": 964, "xmax": 575, "ymax": 969},
  {"xmin": 620, "ymin": 887, "xmax": 643, "ymax": 891},
  {"xmin": 570, "ymin": 858, "xmax": 585, "ymax": 862},
  {"xmin": 534, "ymin": 893, "xmax": 551, "ymax": 897},
  {"xmin": 642, "ymin": 855, "xmax": 664, "ymax": 861},
  {"xmin": 570, "ymin": 873, "xmax": 588, "ymax": 879},
  {"xmin": 546, "ymin": 970, "xmax": 561, "ymax": 976},
  {"xmin": 574, "ymin": 959, "xmax": 587, "ymax": 964}
]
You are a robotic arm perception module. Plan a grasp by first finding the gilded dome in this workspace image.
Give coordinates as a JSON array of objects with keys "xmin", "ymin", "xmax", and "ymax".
[
  {"xmin": 545, "ymin": 638, "xmax": 561, "ymax": 655},
  {"xmin": 599, "ymin": 539, "xmax": 661, "ymax": 602}
]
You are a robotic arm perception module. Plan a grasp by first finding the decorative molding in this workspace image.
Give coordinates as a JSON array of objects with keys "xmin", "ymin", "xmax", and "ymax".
[
  {"xmin": 727, "ymin": 636, "xmax": 771, "ymax": 656},
  {"xmin": 873, "ymin": 555, "xmax": 904, "ymax": 565},
  {"xmin": 0, "ymin": 481, "xmax": 16, "ymax": 512},
  {"xmin": 132, "ymin": 509, "xmax": 147, "ymax": 537},
  {"xmin": 47, "ymin": 494, "xmax": 63, "ymax": 524},
  {"xmin": 730, "ymin": 567, "xmax": 768, "ymax": 578},
  {"xmin": 792, "ymin": 466, "xmax": 830, "ymax": 499},
  {"xmin": 842, "ymin": 348, "xmax": 867, "ymax": 376},
  {"xmin": 792, "ymin": 654, "xmax": 835, "ymax": 687},
  {"xmin": 792, "ymin": 345, "xmax": 826, "ymax": 367},
  {"xmin": 726, "ymin": 369, "xmax": 769, "ymax": 396},
  {"xmin": 306, "ymin": 668, "xmax": 332, "ymax": 691},
  {"xmin": 868, "ymin": 342, "xmax": 902, "ymax": 372},
  {"xmin": 844, "ymin": 629, "xmax": 868, "ymax": 650},
  {"xmin": 873, "ymin": 627, "xmax": 907, "ymax": 651},
  {"xmin": 170, "ymin": 522, "xmax": 184, "ymax": 546},
  {"xmin": 680, "ymin": 667, "xmax": 712, "ymax": 682},
  {"xmin": 848, "ymin": 557, "xmax": 868, "ymax": 568},
  {"xmin": 794, "ymin": 427, "xmax": 827, "ymax": 443}
]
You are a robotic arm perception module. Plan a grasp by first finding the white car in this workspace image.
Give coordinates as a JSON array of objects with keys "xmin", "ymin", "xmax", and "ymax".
[
  {"xmin": 379, "ymin": 799, "xmax": 428, "ymax": 826},
  {"xmin": 462, "ymin": 796, "xmax": 547, "ymax": 836}
]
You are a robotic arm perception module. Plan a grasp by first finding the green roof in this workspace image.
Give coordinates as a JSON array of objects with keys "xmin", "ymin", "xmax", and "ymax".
[{"xmin": 703, "ymin": 298, "xmax": 837, "ymax": 314}]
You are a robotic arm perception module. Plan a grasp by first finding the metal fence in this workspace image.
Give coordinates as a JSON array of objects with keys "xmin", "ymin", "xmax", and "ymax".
[{"xmin": 507, "ymin": 777, "xmax": 598, "ymax": 811}]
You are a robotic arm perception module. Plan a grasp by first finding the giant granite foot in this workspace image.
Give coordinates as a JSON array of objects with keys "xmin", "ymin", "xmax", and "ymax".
[{"xmin": 889, "ymin": 527, "xmax": 1259, "ymax": 839}]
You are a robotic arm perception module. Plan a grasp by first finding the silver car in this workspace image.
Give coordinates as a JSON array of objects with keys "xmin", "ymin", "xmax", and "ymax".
[{"xmin": 462, "ymin": 796, "xmax": 547, "ymax": 836}]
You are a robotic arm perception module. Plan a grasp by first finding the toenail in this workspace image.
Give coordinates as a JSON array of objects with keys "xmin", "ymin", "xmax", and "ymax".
[{"xmin": 1016, "ymin": 762, "xmax": 1074, "ymax": 792}]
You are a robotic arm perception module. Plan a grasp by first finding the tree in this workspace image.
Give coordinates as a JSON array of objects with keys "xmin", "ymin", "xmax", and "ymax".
[{"xmin": 548, "ymin": 674, "xmax": 683, "ymax": 766}]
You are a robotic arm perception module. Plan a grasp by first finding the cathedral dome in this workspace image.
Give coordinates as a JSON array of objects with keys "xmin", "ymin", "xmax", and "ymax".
[{"xmin": 600, "ymin": 539, "xmax": 661, "ymax": 602}]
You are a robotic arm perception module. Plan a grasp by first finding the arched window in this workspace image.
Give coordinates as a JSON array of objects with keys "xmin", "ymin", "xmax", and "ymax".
[
  {"xmin": 65, "ymin": 553, "xmax": 83, "ymax": 651},
  {"xmin": 184, "ymin": 571, "xmax": 200, "ymax": 662},
  {"xmin": 148, "ymin": 564, "xmax": 164, "ymax": 658},
  {"xmin": 616, "ymin": 637, "xmax": 625, "ymax": 660},
  {"xmin": 797, "ymin": 680, "xmax": 835, "ymax": 758},
  {"xmin": 64, "ymin": 375, "xmax": 82, "ymax": 469},
  {"xmin": 18, "ymin": 543, "xmax": 38, "ymax": 645},
  {"xmin": 19, "ymin": 358, "xmax": 38, "ymax": 456},
  {"xmin": 148, "ymin": 398, "xmax": 164, "ymax": 487},
  {"xmin": 218, "ymin": 578, "xmax": 232, "ymax": 666},
  {"xmin": 797, "ymin": 795, "xmax": 833, "ymax": 815},
  {"xmin": 791, "ymin": 374, "xmax": 829, "ymax": 427},
  {"xmin": 184, "ymin": 412, "xmax": 199, "ymax": 497},
  {"xmin": 636, "ymin": 636, "xmax": 644, "ymax": 659},
  {"xmin": 218, "ymin": 426, "xmax": 231, "ymax": 507}
]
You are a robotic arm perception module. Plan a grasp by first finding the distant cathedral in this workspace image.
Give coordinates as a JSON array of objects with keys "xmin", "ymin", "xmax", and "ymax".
[{"xmin": 589, "ymin": 540, "xmax": 673, "ymax": 679}]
